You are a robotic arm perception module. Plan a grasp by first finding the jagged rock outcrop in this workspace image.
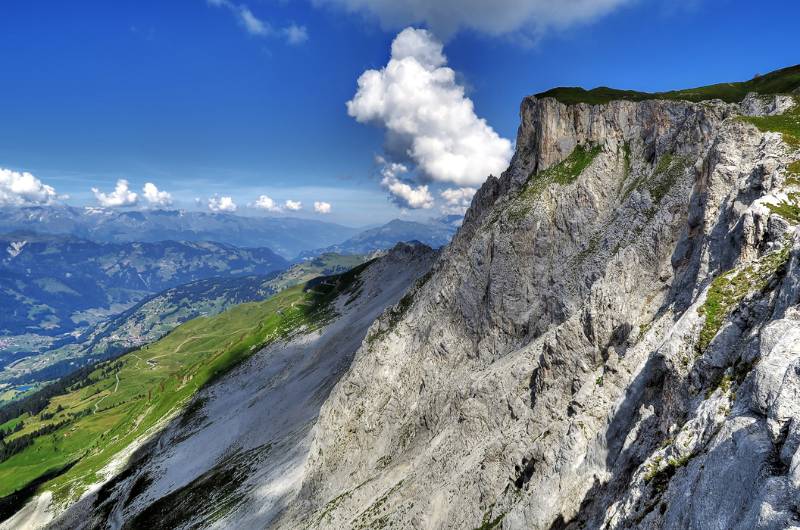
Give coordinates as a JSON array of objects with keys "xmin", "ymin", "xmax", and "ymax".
[{"xmin": 275, "ymin": 93, "xmax": 800, "ymax": 529}]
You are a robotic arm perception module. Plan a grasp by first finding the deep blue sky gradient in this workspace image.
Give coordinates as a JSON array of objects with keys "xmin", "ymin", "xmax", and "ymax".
[{"xmin": 0, "ymin": 0, "xmax": 797, "ymax": 224}]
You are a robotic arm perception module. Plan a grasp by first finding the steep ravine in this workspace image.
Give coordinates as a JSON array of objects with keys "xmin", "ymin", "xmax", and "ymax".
[{"xmin": 274, "ymin": 93, "xmax": 800, "ymax": 529}]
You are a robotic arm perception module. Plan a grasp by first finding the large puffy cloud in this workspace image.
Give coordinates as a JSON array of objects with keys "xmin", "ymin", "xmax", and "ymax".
[
  {"xmin": 440, "ymin": 186, "xmax": 476, "ymax": 215},
  {"xmin": 142, "ymin": 182, "xmax": 173, "ymax": 207},
  {"xmin": 0, "ymin": 167, "xmax": 60, "ymax": 206},
  {"xmin": 348, "ymin": 28, "xmax": 513, "ymax": 188},
  {"xmin": 313, "ymin": 201, "xmax": 332, "ymax": 214},
  {"xmin": 378, "ymin": 159, "xmax": 434, "ymax": 209},
  {"xmin": 314, "ymin": 0, "xmax": 633, "ymax": 40},
  {"xmin": 208, "ymin": 195, "xmax": 237, "ymax": 212},
  {"xmin": 92, "ymin": 179, "xmax": 138, "ymax": 207}
]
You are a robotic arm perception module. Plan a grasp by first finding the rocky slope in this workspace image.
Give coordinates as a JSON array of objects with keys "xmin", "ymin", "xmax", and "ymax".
[
  {"xmin": 33, "ymin": 242, "xmax": 436, "ymax": 530},
  {"xmin": 267, "ymin": 91, "xmax": 800, "ymax": 529}
]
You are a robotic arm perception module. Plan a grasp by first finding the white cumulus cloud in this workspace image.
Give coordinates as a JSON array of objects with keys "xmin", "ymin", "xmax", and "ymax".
[
  {"xmin": 378, "ymin": 159, "xmax": 434, "ymax": 209},
  {"xmin": 92, "ymin": 179, "xmax": 138, "ymax": 208},
  {"xmin": 208, "ymin": 195, "xmax": 237, "ymax": 212},
  {"xmin": 347, "ymin": 28, "xmax": 513, "ymax": 188},
  {"xmin": 142, "ymin": 182, "xmax": 173, "ymax": 207},
  {"xmin": 284, "ymin": 199, "xmax": 302, "ymax": 211},
  {"xmin": 252, "ymin": 194, "xmax": 282, "ymax": 212},
  {"xmin": 313, "ymin": 201, "xmax": 332, "ymax": 214},
  {"xmin": 440, "ymin": 186, "xmax": 476, "ymax": 215},
  {"xmin": 0, "ymin": 167, "xmax": 61, "ymax": 206},
  {"xmin": 313, "ymin": 0, "xmax": 633, "ymax": 40}
]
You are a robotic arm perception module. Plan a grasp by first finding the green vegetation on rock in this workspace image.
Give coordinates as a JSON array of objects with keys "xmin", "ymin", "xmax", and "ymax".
[
  {"xmin": 525, "ymin": 144, "xmax": 602, "ymax": 194},
  {"xmin": 475, "ymin": 509, "xmax": 505, "ymax": 530},
  {"xmin": 741, "ymin": 97, "xmax": 800, "ymax": 146},
  {"xmin": 498, "ymin": 143, "xmax": 602, "ymax": 225},
  {"xmin": 644, "ymin": 453, "xmax": 692, "ymax": 494},
  {"xmin": 621, "ymin": 153, "xmax": 689, "ymax": 206},
  {"xmin": 536, "ymin": 64, "xmax": 800, "ymax": 105},
  {"xmin": 786, "ymin": 160, "xmax": 800, "ymax": 187},
  {"xmin": 697, "ymin": 246, "xmax": 790, "ymax": 352},
  {"xmin": 765, "ymin": 192, "xmax": 800, "ymax": 224}
]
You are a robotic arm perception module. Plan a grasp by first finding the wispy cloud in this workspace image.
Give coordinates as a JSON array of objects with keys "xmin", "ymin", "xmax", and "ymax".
[
  {"xmin": 283, "ymin": 24, "xmax": 309, "ymax": 45},
  {"xmin": 313, "ymin": 0, "xmax": 634, "ymax": 41},
  {"xmin": 208, "ymin": 0, "xmax": 309, "ymax": 44}
]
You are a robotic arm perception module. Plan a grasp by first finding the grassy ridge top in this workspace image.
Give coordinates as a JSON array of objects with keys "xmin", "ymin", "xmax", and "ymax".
[
  {"xmin": 0, "ymin": 261, "xmax": 370, "ymax": 509},
  {"xmin": 536, "ymin": 64, "xmax": 800, "ymax": 105}
]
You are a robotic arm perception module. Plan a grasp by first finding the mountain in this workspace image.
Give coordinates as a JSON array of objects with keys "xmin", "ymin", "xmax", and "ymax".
[
  {"xmin": 271, "ymin": 87, "xmax": 800, "ymax": 528},
  {"xmin": 300, "ymin": 217, "xmax": 460, "ymax": 257},
  {"xmin": 5, "ymin": 67, "xmax": 800, "ymax": 529},
  {"xmin": 0, "ymin": 206, "xmax": 360, "ymax": 259},
  {"xmin": 0, "ymin": 253, "xmax": 366, "ymax": 389},
  {"xmin": 0, "ymin": 243, "xmax": 436, "ymax": 528},
  {"xmin": 0, "ymin": 234, "xmax": 288, "ymax": 337}
]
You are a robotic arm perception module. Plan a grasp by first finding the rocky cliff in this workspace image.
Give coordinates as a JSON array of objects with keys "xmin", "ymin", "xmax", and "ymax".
[{"xmin": 274, "ymin": 92, "xmax": 800, "ymax": 529}]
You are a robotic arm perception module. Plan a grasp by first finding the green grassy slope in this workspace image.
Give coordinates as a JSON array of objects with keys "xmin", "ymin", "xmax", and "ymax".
[
  {"xmin": 0, "ymin": 252, "xmax": 367, "ymax": 399},
  {"xmin": 741, "ymin": 96, "xmax": 800, "ymax": 146},
  {"xmin": 0, "ymin": 261, "xmax": 370, "ymax": 508},
  {"xmin": 536, "ymin": 64, "xmax": 800, "ymax": 105}
]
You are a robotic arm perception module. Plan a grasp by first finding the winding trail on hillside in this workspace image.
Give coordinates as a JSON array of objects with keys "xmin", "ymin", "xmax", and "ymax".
[
  {"xmin": 93, "ymin": 372, "xmax": 120, "ymax": 414},
  {"xmin": 149, "ymin": 328, "xmax": 253, "ymax": 361}
]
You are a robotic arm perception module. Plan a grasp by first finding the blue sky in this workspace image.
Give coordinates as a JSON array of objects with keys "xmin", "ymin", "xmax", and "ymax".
[{"xmin": 0, "ymin": 0, "xmax": 797, "ymax": 226}]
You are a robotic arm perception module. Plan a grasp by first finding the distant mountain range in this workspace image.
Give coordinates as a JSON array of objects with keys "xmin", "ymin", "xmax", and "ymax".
[
  {"xmin": 0, "ymin": 206, "xmax": 461, "ymax": 260},
  {"xmin": 0, "ymin": 234, "xmax": 288, "ymax": 336},
  {"xmin": 299, "ymin": 216, "xmax": 461, "ymax": 257},
  {"xmin": 0, "ymin": 206, "xmax": 359, "ymax": 259}
]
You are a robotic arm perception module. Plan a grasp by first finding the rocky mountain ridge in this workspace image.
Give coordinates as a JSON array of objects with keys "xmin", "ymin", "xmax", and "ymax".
[{"xmin": 272, "ymin": 90, "xmax": 800, "ymax": 529}]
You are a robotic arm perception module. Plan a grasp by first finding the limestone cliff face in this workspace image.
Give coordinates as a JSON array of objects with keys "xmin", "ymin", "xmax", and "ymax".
[{"xmin": 279, "ymin": 93, "xmax": 800, "ymax": 529}]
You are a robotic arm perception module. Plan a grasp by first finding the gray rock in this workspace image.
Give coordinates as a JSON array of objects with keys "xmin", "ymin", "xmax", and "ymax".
[{"xmin": 275, "ymin": 94, "xmax": 800, "ymax": 530}]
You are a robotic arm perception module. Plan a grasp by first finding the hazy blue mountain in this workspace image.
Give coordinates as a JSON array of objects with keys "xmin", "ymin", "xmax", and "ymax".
[
  {"xmin": 0, "ymin": 233, "xmax": 288, "ymax": 336},
  {"xmin": 0, "ymin": 206, "xmax": 360, "ymax": 258},
  {"xmin": 299, "ymin": 216, "xmax": 461, "ymax": 257}
]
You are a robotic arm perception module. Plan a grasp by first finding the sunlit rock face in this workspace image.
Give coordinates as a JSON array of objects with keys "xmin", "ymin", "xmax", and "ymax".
[{"xmin": 277, "ymin": 93, "xmax": 800, "ymax": 530}]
